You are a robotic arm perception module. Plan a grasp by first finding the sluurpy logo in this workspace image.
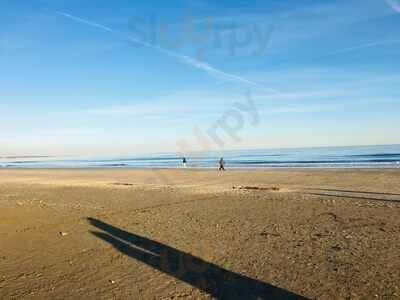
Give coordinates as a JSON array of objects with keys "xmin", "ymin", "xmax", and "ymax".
[{"xmin": 386, "ymin": 0, "xmax": 400, "ymax": 12}]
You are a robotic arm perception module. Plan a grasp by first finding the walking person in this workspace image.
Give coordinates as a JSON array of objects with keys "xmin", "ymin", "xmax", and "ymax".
[
  {"xmin": 218, "ymin": 157, "xmax": 225, "ymax": 171},
  {"xmin": 182, "ymin": 157, "xmax": 187, "ymax": 168}
]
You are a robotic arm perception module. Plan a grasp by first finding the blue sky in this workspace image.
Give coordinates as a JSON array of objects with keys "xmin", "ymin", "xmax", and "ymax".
[{"xmin": 1, "ymin": 0, "xmax": 400, "ymax": 156}]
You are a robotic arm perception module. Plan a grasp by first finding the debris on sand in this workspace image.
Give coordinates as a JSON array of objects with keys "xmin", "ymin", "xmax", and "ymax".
[
  {"xmin": 111, "ymin": 182, "xmax": 134, "ymax": 186},
  {"xmin": 260, "ymin": 231, "xmax": 281, "ymax": 237},
  {"xmin": 59, "ymin": 232, "xmax": 68, "ymax": 237},
  {"xmin": 233, "ymin": 186, "xmax": 280, "ymax": 191}
]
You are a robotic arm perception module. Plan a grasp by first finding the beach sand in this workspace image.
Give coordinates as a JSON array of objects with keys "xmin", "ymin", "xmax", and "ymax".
[{"xmin": 1, "ymin": 168, "xmax": 400, "ymax": 299}]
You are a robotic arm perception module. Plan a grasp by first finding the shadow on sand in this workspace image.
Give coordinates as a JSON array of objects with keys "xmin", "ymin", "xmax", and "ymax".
[
  {"xmin": 305, "ymin": 188, "xmax": 400, "ymax": 204},
  {"xmin": 310, "ymin": 188, "xmax": 400, "ymax": 197},
  {"xmin": 88, "ymin": 218, "xmax": 309, "ymax": 300}
]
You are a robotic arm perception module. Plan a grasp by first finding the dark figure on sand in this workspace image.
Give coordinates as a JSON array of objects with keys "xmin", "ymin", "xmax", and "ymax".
[
  {"xmin": 182, "ymin": 157, "xmax": 187, "ymax": 168},
  {"xmin": 219, "ymin": 157, "xmax": 225, "ymax": 171}
]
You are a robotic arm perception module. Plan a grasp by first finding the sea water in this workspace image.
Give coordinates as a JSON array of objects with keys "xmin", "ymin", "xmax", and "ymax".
[{"xmin": 1, "ymin": 144, "xmax": 400, "ymax": 169}]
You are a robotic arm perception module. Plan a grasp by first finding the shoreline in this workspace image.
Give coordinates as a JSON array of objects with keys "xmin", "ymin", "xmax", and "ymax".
[{"xmin": 1, "ymin": 165, "xmax": 400, "ymax": 170}]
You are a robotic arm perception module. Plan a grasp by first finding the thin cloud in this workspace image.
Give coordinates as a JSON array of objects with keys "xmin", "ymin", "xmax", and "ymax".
[
  {"xmin": 91, "ymin": 104, "xmax": 186, "ymax": 117},
  {"xmin": 386, "ymin": 0, "xmax": 400, "ymax": 13},
  {"xmin": 38, "ymin": 128, "xmax": 97, "ymax": 136},
  {"xmin": 89, "ymin": 90, "xmax": 240, "ymax": 117},
  {"xmin": 267, "ymin": 105, "xmax": 323, "ymax": 114}
]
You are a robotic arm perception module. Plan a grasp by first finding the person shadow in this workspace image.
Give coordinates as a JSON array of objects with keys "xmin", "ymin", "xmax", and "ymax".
[{"xmin": 88, "ymin": 218, "xmax": 310, "ymax": 300}]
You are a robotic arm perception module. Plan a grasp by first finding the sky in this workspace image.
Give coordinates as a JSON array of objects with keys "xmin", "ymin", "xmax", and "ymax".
[{"xmin": 1, "ymin": 0, "xmax": 400, "ymax": 156}]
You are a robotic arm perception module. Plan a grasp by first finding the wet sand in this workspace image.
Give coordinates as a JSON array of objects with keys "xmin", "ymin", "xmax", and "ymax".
[{"xmin": 1, "ymin": 168, "xmax": 400, "ymax": 299}]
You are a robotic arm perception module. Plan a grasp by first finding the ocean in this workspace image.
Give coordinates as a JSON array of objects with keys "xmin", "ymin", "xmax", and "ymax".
[{"xmin": 1, "ymin": 144, "xmax": 400, "ymax": 169}]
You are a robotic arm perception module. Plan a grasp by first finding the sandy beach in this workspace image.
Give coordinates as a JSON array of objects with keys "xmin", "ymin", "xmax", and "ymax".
[{"xmin": 1, "ymin": 168, "xmax": 400, "ymax": 299}]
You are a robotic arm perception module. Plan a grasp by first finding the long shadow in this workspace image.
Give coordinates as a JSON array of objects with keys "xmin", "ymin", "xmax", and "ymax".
[
  {"xmin": 306, "ymin": 192, "xmax": 400, "ymax": 204},
  {"xmin": 88, "ymin": 218, "xmax": 309, "ymax": 300},
  {"xmin": 309, "ymin": 188, "xmax": 400, "ymax": 197}
]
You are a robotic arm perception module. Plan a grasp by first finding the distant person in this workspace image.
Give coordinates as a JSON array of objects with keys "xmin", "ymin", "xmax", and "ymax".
[
  {"xmin": 182, "ymin": 157, "xmax": 187, "ymax": 168},
  {"xmin": 219, "ymin": 157, "xmax": 225, "ymax": 171}
]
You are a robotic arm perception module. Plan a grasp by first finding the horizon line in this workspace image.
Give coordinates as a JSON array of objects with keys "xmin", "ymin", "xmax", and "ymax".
[{"xmin": 1, "ymin": 143, "xmax": 399, "ymax": 159}]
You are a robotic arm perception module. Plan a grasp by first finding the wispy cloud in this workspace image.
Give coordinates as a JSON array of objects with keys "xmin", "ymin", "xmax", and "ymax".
[
  {"xmin": 386, "ymin": 0, "xmax": 400, "ymax": 13},
  {"xmin": 88, "ymin": 87, "xmax": 391, "ymax": 119},
  {"xmin": 253, "ymin": 90, "xmax": 339, "ymax": 101},
  {"xmin": 90, "ymin": 103, "xmax": 187, "ymax": 117},
  {"xmin": 267, "ymin": 105, "xmax": 324, "ymax": 114},
  {"xmin": 89, "ymin": 90, "xmax": 237, "ymax": 117},
  {"xmin": 37, "ymin": 127, "xmax": 97, "ymax": 137},
  {"xmin": 91, "ymin": 102, "xmax": 326, "ymax": 118}
]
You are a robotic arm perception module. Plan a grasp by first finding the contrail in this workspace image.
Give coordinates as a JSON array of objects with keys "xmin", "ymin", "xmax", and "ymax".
[
  {"xmin": 126, "ymin": 39, "xmax": 277, "ymax": 92},
  {"xmin": 177, "ymin": 55, "xmax": 268, "ymax": 89},
  {"xmin": 326, "ymin": 40, "xmax": 399, "ymax": 56},
  {"xmin": 57, "ymin": 12, "xmax": 115, "ymax": 33},
  {"xmin": 122, "ymin": 34, "xmax": 269, "ymax": 89},
  {"xmin": 274, "ymin": 39, "xmax": 400, "ymax": 70},
  {"xmin": 57, "ymin": 12, "xmax": 278, "ymax": 94}
]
